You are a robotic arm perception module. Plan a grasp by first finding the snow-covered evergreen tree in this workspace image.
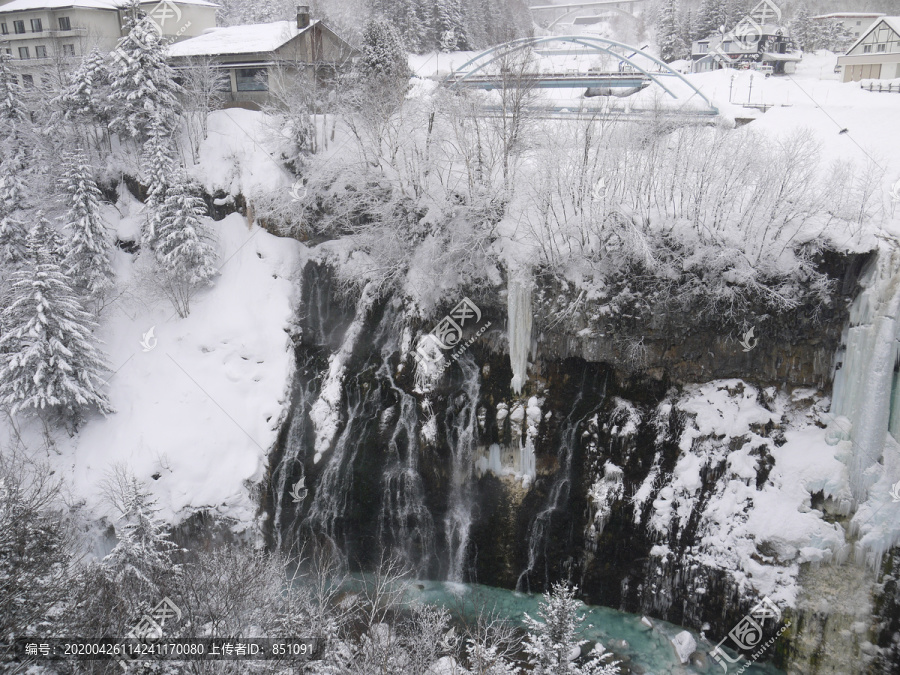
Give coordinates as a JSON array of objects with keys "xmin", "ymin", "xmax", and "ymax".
[
  {"xmin": 55, "ymin": 47, "xmax": 109, "ymax": 123},
  {"xmin": 433, "ymin": 0, "xmax": 469, "ymax": 50},
  {"xmin": 154, "ymin": 174, "xmax": 218, "ymax": 317},
  {"xmin": 791, "ymin": 4, "xmax": 820, "ymax": 52},
  {"xmin": 820, "ymin": 19, "xmax": 854, "ymax": 53},
  {"xmin": 695, "ymin": 0, "xmax": 727, "ymax": 39},
  {"xmin": 142, "ymin": 112, "xmax": 180, "ymax": 249},
  {"xmin": 0, "ymin": 151, "xmax": 29, "ymax": 269},
  {"xmin": 523, "ymin": 583, "xmax": 620, "ymax": 675},
  {"xmin": 60, "ymin": 153, "xmax": 114, "ymax": 306},
  {"xmin": 360, "ymin": 18, "xmax": 410, "ymax": 79},
  {"xmin": 658, "ymin": 0, "xmax": 688, "ymax": 62},
  {"xmin": 0, "ymin": 53, "xmax": 26, "ymax": 123},
  {"xmin": 680, "ymin": 7, "xmax": 695, "ymax": 53},
  {"xmin": 103, "ymin": 476, "xmax": 178, "ymax": 593},
  {"xmin": 108, "ymin": 4, "xmax": 183, "ymax": 139},
  {"xmin": 0, "ymin": 219, "xmax": 112, "ymax": 422}
]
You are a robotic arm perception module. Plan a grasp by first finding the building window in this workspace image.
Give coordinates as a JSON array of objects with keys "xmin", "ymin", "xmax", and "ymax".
[
  {"xmin": 35, "ymin": 45, "xmax": 46, "ymax": 58},
  {"xmin": 13, "ymin": 20, "xmax": 25, "ymax": 34},
  {"xmin": 58, "ymin": 16, "xmax": 71, "ymax": 31},
  {"xmin": 698, "ymin": 43, "xmax": 709, "ymax": 53},
  {"xmin": 855, "ymin": 32, "xmax": 860, "ymax": 37},
  {"xmin": 863, "ymin": 44, "xmax": 872, "ymax": 53},
  {"xmin": 30, "ymin": 18, "xmax": 42, "ymax": 32},
  {"xmin": 62, "ymin": 44, "xmax": 75, "ymax": 56},
  {"xmin": 856, "ymin": 20, "xmax": 862, "ymax": 26},
  {"xmin": 18, "ymin": 46, "xmax": 29, "ymax": 59},
  {"xmin": 22, "ymin": 74, "xmax": 33, "ymax": 87},
  {"xmin": 1, "ymin": 23, "xmax": 7, "ymax": 35},
  {"xmin": 236, "ymin": 67, "xmax": 268, "ymax": 91},
  {"xmin": 877, "ymin": 43, "xmax": 886, "ymax": 52}
]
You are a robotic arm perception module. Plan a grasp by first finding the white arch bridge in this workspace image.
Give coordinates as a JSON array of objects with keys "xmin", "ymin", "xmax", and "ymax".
[{"xmin": 442, "ymin": 36, "xmax": 719, "ymax": 119}]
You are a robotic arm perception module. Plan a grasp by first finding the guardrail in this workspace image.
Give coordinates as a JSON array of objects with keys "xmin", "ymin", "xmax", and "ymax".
[{"xmin": 860, "ymin": 81, "xmax": 900, "ymax": 93}]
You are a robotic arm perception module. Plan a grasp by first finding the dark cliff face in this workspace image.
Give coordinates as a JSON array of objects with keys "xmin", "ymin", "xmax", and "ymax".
[
  {"xmin": 264, "ymin": 248, "xmax": 881, "ymax": 669},
  {"xmin": 532, "ymin": 249, "xmax": 873, "ymax": 388}
]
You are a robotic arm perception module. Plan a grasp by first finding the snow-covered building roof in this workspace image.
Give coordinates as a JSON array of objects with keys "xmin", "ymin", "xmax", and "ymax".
[
  {"xmin": 0, "ymin": 0, "xmax": 217, "ymax": 10},
  {"xmin": 812, "ymin": 12, "xmax": 886, "ymax": 20},
  {"xmin": 168, "ymin": 20, "xmax": 319, "ymax": 58},
  {"xmin": 844, "ymin": 16, "xmax": 900, "ymax": 56}
]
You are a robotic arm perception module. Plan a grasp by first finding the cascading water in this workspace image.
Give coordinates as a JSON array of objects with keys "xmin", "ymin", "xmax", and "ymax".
[
  {"xmin": 516, "ymin": 373, "xmax": 606, "ymax": 593},
  {"xmin": 442, "ymin": 356, "xmax": 481, "ymax": 582},
  {"xmin": 376, "ymin": 353, "xmax": 436, "ymax": 573}
]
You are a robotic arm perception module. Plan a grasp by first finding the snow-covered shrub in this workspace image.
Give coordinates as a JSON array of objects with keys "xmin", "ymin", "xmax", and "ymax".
[
  {"xmin": 522, "ymin": 120, "xmax": 867, "ymax": 323},
  {"xmin": 0, "ymin": 447, "xmax": 74, "ymax": 645}
]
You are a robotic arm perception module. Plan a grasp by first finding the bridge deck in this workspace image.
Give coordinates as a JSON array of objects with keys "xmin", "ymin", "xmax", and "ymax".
[{"xmin": 446, "ymin": 72, "xmax": 653, "ymax": 89}]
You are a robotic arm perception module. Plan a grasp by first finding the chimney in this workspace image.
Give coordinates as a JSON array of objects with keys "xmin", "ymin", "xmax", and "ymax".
[{"xmin": 296, "ymin": 5, "xmax": 310, "ymax": 29}]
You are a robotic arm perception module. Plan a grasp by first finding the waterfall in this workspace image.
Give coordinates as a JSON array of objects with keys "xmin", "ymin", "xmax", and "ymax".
[
  {"xmin": 443, "ymin": 356, "xmax": 481, "ymax": 582},
  {"xmin": 376, "ymin": 353, "xmax": 436, "ymax": 574},
  {"xmin": 309, "ymin": 283, "xmax": 376, "ymax": 464},
  {"xmin": 295, "ymin": 290, "xmax": 436, "ymax": 574},
  {"xmin": 516, "ymin": 373, "xmax": 605, "ymax": 593},
  {"xmin": 270, "ymin": 352, "xmax": 321, "ymax": 550},
  {"xmin": 507, "ymin": 274, "xmax": 533, "ymax": 395}
]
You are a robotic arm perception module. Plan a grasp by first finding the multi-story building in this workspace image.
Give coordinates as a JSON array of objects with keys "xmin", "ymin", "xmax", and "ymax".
[
  {"xmin": 812, "ymin": 12, "xmax": 885, "ymax": 41},
  {"xmin": 0, "ymin": 0, "xmax": 218, "ymax": 87}
]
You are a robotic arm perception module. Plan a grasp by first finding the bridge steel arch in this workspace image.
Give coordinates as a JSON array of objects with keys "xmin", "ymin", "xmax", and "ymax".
[{"xmin": 445, "ymin": 35, "xmax": 718, "ymax": 115}]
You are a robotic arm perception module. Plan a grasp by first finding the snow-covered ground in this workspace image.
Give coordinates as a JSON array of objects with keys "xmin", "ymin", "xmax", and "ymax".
[{"xmin": 2, "ymin": 114, "xmax": 304, "ymax": 525}]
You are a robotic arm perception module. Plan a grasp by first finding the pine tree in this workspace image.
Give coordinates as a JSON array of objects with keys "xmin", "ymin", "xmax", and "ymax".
[
  {"xmin": 0, "ymin": 149, "xmax": 31, "ymax": 269},
  {"xmin": 55, "ymin": 48, "xmax": 109, "ymax": 123},
  {"xmin": 822, "ymin": 19, "xmax": 854, "ymax": 53},
  {"xmin": 0, "ymin": 53, "xmax": 26, "ymax": 123},
  {"xmin": 142, "ymin": 112, "xmax": 180, "ymax": 250},
  {"xmin": 658, "ymin": 0, "xmax": 688, "ymax": 62},
  {"xmin": 108, "ymin": 4, "xmax": 183, "ymax": 139},
  {"xmin": 680, "ymin": 8, "xmax": 696, "ymax": 54},
  {"xmin": 0, "ymin": 219, "xmax": 112, "ymax": 421},
  {"xmin": 154, "ymin": 174, "xmax": 218, "ymax": 317},
  {"xmin": 103, "ymin": 476, "xmax": 178, "ymax": 593},
  {"xmin": 524, "ymin": 583, "xmax": 620, "ymax": 675},
  {"xmin": 791, "ymin": 4, "xmax": 818, "ymax": 51},
  {"xmin": 433, "ymin": 0, "xmax": 469, "ymax": 51},
  {"xmin": 695, "ymin": 0, "xmax": 725, "ymax": 39},
  {"xmin": 360, "ymin": 18, "xmax": 410, "ymax": 79},
  {"xmin": 60, "ymin": 153, "xmax": 114, "ymax": 306}
]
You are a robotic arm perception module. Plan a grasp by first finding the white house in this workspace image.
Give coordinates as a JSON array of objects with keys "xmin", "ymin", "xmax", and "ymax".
[
  {"xmin": 0, "ymin": 0, "xmax": 217, "ymax": 87},
  {"xmin": 836, "ymin": 16, "xmax": 900, "ymax": 82}
]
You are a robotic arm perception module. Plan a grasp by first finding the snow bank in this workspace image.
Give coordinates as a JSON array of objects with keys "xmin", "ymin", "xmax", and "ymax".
[{"xmin": 3, "ymin": 212, "xmax": 302, "ymax": 526}]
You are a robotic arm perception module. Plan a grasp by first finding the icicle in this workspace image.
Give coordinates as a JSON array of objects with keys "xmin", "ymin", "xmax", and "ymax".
[
  {"xmin": 831, "ymin": 252, "xmax": 900, "ymax": 501},
  {"xmin": 507, "ymin": 273, "xmax": 533, "ymax": 395}
]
